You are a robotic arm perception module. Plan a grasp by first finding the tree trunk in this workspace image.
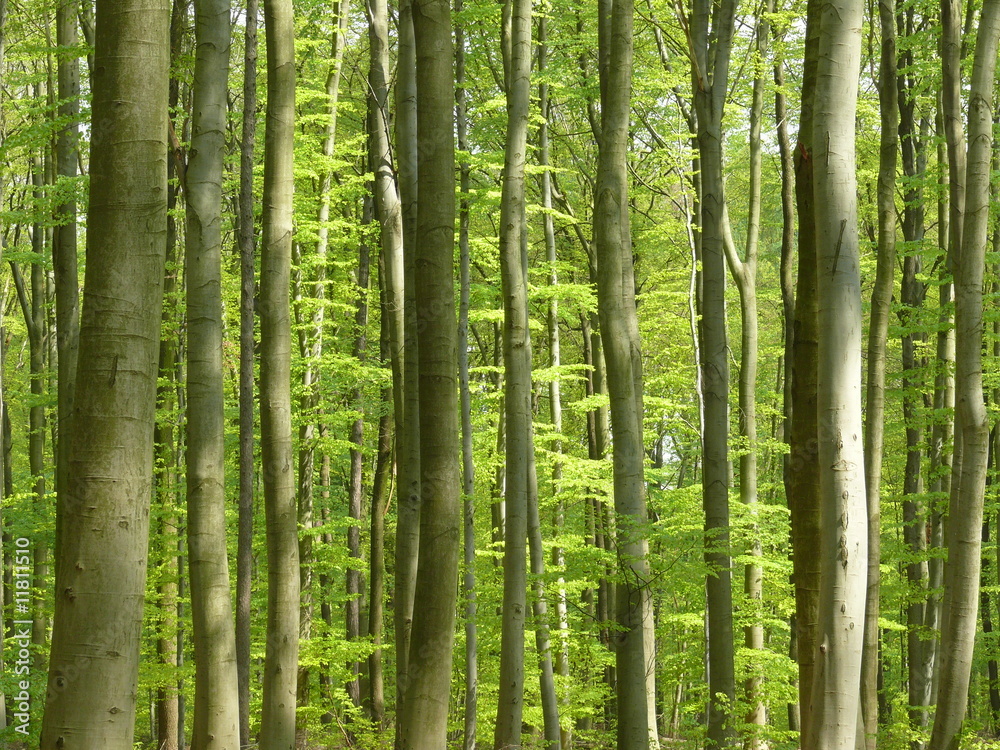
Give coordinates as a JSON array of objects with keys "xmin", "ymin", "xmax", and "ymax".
[
  {"xmin": 184, "ymin": 0, "xmax": 239, "ymax": 743},
  {"xmin": 39, "ymin": 0, "xmax": 169, "ymax": 743},
  {"xmin": 538, "ymin": 18, "xmax": 571, "ymax": 747},
  {"xmin": 236, "ymin": 0, "xmax": 258, "ymax": 744},
  {"xmin": 807, "ymin": 0, "xmax": 868, "ymax": 745},
  {"xmin": 788, "ymin": 0, "xmax": 822, "ymax": 740},
  {"xmin": 721, "ymin": 10, "xmax": 768, "ymax": 747},
  {"xmin": 928, "ymin": 4, "xmax": 1000, "ymax": 747},
  {"xmin": 52, "ymin": 0, "xmax": 80, "ymax": 594},
  {"xmin": 393, "ymin": 0, "xmax": 422, "ymax": 724},
  {"xmin": 690, "ymin": 0, "xmax": 738, "ymax": 742},
  {"xmin": 258, "ymin": 0, "xmax": 300, "ymax": 743},
  {"xmin": 455, "ymin": 9, "xmax": 478, "ymax": 747},
  {"xmin": 595, "ymin": 0, "xmax": 656, "ymax": 745},
  {"xmin": 493, "ymin": 0, "xmax": 532, "ymax": 741},
  {"xmin": 398, "ymin": 0, "xmax": 460, "ymax": 743},
  {"xmin": 347, "ymin": 207, "xmax": 372, "ymax": 708},
  {"xmin": 860, "ymin": 0, "xmax": 898, "ymax": 742}
]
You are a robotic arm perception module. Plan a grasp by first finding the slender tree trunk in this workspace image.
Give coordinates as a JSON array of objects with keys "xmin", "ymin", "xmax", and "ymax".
[
  {"xmin": 494, "ymin": 0, "xmax": 532, "ymax": 741},
  {"xmin": 455, "ymin": 9, "xmax": 478, "ymax": 747},
  {"xmin": 690, "ymin": 0, "xmax": 738, "ymax": 742},
  {"xmin": 154, "ymin": 236, "xmax": 180, "ymax": 750},
  {"xmin": 366, "ymin": 0, "xmax": 406, "ymax": 731},
  {"xmin": 774, "ymin": 37, "xmax": 799, "ymax": 738},
  {"xmin": 528, "ymin": 445, "xmax": 562, "ymax": 750},
  {"xmin": 859, "ymin": 0, "xmax": 898, "ymax": 742},
  {"xmin": 393, "ymin": 0, "xmax": 422, "ymax": 725},
  {"xmin": 538, "ymin": 17, "xmax": 571, "ymax": 747},
  {"xmin": 721, "ymin": 11, "xmax": 768, "ymax": 747},
  {"xmin": 236, "ymin": 0, "xmax": 258, "ymax": 744},
  {"xmin": 788, "ymin": 0, "xmax": 822, "ymax": 740},
  {"xmin": 368, "ymin": 293, "xmax": 392, "ymax": 728},
  {"xmin": 398, "ymin": 0, "xmax": 460, "ymax": 743},
  {"xmin": 896, "ymin": 13, "xmax": 931, "ymax": 743},
  {"xmin": 258, "ymin": 0, "xmax": 299, "ymax": 743},
  {"xmin": 39, "ymin": 0, "xmax": 169, "ymax": 743},
  {"xmin": 928, "ymin": 4, "xmax": 1000, "ymax": 747},
  {"xmin": 346, "ymin": 208, "xmax": 372, "ymax": 708},
  {"xmin": 184, "ymin": 0, "xmax": 239, "ymax": 743},
  {"xmin": 808, "ymin": 0, "xmax": 868, "ymax": 745},
  {"xmin": 52, "ymin": 0, "xmax": 80, "ymax": 593},
  {"xmin": 595, "ymin": 0, "xmax": 655, "ymax": 744}
]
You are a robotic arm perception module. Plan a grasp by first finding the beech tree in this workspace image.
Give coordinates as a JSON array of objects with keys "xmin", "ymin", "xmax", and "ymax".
[
  {"xmin": 39, "ymin": 0, "xmax": 169, "ymax": 744},
  {"xmin": 258, "ymin": 0, "xmax": 299, "ymax": 743},
  {"xmin": 184, "ymin": 0, "xmax": 239, "ymax": 743},
  {"xmin": 807, "ymin": 0, "xmax": 867, "ymax": 746}
]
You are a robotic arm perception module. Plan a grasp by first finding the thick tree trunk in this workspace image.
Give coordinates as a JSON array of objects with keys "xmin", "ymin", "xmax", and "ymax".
[
  {"xmin": 928, "ymin": 4, "xmax": 1000, "ymax": 747},
  {"xmin": 39, "ymin": 0, "xmax": 169, "ymax": 743},
  {"xmin": 184, "ymin": 0, "xmax": 239, "ymax": 744},
  {"xmin": 258, "ymin": 0, "xmax": 300, "ymax": 743},
  {"xmin": 398, "ymin": 0, "xmax": 461, "ymax": 743},
  {"xmin": 808, "ymin": 0, "xmax": 867, "ymax": 746}
]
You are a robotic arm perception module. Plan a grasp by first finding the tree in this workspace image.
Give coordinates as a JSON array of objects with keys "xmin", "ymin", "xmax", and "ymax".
[
  {"xmin": 397, "ymin": 0, "xmax": 461, "ymax": 744},
  {"xmin": 928, "ymin": 2, "xmax": 1000, "ymax": 747},
  {"xmin": 594, "ymin": 0, "xmax": 656, "ymax": 744},
  {"xmin": 184, "ymin": 0, "xmax": 239, "ymax": 744},
  {"xmin": 258, "ymin": 0, "xmax": 299, "ymax": 743},
  {"xmin": 494, "ymin": 0, "xmax": 533, "ymax": 742},
  {"xmin": 807, "ymin": 0, "xmax": 867, "ymax": 745},
  {"xmin": 689, "ymin": 0, "xmax": 738, "ymax": 742},
  {"xmin": 39, "ymin": 0, "xmax": 169, "ymax": 744}
]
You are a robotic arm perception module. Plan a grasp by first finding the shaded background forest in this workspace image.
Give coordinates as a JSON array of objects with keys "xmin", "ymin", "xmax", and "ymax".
[{"xmin": 2, "ymin": 0, "xmax": 1000, "ymax": 747}]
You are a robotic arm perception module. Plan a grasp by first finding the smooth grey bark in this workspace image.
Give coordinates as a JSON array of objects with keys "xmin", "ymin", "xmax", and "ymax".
[
  {"xmin": 493, "ymin": 0, "xmax": 532, "ymax": 742},
  {"xmin": 859, "ymin": 0, "xmax": 898, "ymax": 743},
  {"xmin": 398, "ymin": 0, "xmax": 460, "ymax": 744},
  {"xmin": 236, "ymin": 0, "xmax": 258, "ymax": 744},
  {"xmin": 39, "ymin": 0, "xmax": 169, "ymax": 744},
  {"xmin": 928, "ymin": 3, "xmax": 1000, "ymax": 747},
  {"xmin": 53, "ymin": 0, "xmax": 80, "ymax": 592},
  {"xmin": 366, "ymin": 0, "xmax": 403, "ymax": 730},
  {"xmin": 258, "ymin": 0, "xmax": 299, "ymax": 743},
  {"xmin": 788, "ymin": 0, "xmax": 821, "ymax": 739},
  {"xmin": 808, "ymin": 0, "xmax": 867, "ymax": 746},
  {"xmin": 690, "ymin": 0, "xmax": 737, "ymax": 742},
  {"xmin": 393, "ymin": 0, "xmax": 422, "ymax": 724},
  {"xmin": 595, "ymin": 0, "xmax": 655, "ymax": 745},
  {"xmin": 184, "ymin": 0, "xmax": 239, "ymax": 744}
]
